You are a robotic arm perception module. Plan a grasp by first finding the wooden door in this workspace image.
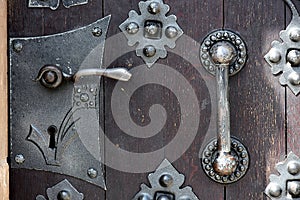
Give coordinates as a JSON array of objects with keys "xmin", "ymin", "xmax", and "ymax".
[{"xmin": 6, "ymin": 0, "xmax": 300, "ymax": 199}]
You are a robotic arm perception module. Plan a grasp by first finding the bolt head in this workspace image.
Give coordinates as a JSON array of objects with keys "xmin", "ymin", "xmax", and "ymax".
[
  {"xmin": 288, "ymin": 181, "xmax": 300, "ymax": 197},
  {"xmin": 290, "ymin": 29, "xmax": 300, "ymax": 42},
  {"xmin": 288, "ymin": 71, "xmax": 300, "ymax": 85},
  {"xmin": 143, "ymin": 45, "xmax": 156, "ymax": 57},
  {"xmin": 288, "ymin": 161, "xmax": 300, "ymax": 175},
  {"xmin": 159, "ymin": 174, "xmax": 173, "ymax": 187},
  {"xmin": 87, "ymin": 168, "xmax": 98, "ymax": 179},
  {"xmin": 126, "ymin": 22, "xmax": 139, "ymax": 34},
  {"xmin": 210, "ymin": 42, "xmax": 237, "ymax": 65},
  {"xmin": 57, "ymin": 190, "xmax": 71, "ymax": 200},
  {"xmin": 92, "ymin": 27, "xmax": 102, "ymax": 37},
  {"xmin": 268, "ymin": 49, "xmax": 282, "ymax": 63},
  {"xmin": 15, "ymin": 154, "xmax": 25, "ymax": 164},
  {"xmin": 267, "ymin": 182, "xmax": 282, "ymax": 197},
  {"xmin": 287, "ymin": 49, "xmax": 300, "ymax": 66},
  {"xmin": 165, "ymin": 26, "xmax": 178, "ymax": 38},
  {"xmin": 148, "ymin": 2, "xmax": 160, "ymax": 14},
  {"xmin": 213, "ymin": 152, "xmax": 237, "ymax": 176}
]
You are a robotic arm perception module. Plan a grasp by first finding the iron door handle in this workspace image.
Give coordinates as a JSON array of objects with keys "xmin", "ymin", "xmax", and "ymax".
[
  {"xmin": 200, "ymin": 30, "xmax": 250, "ymax": 184},
  {"xmin": 35, "ymin": 65, "xmax": 132, "ymax": 88}
]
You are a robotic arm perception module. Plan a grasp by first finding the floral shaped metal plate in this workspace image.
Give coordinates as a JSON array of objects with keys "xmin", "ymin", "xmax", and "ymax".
[
  {"xmin": 119, "ymin": 0, "xmax": 183, "ymax": 67},
  {"xmin": 265, "ymin": 0, "xmax": 300, "ymax": 95}
]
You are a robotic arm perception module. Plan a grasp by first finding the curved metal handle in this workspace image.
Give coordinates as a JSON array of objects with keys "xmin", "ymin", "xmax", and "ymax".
[
  {"xmin": 200, "ymin": 30, "xmax": 249, "ymax": 184},
  {"xmin": 34, "ymin": 65, "xmax": 132, "ymax": 88}
]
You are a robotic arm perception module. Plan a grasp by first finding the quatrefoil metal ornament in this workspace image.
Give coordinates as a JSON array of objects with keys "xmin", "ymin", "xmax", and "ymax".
[
  {"xmin": 133, "ymin": 159, "xmax": 199, "ymax": 200},
  {"xmin": 265, "ymin": 152, "xmax": 300, "ymax": 199},
  {"xmin": 119, "ymin": 0, "xmax": 183, "ymax": 67},
  {"xmin": 265, "ymin": 0, "xmax": 300, "ymax": 95}
]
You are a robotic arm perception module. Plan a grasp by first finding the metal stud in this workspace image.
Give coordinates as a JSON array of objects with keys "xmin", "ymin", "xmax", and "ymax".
[
  {"xmin": 267, "ymin": 182, "xmax": 282, "ymax": 197},
  {"xmin": 288, "ymin": 161, "xmax": 300, "ymax": 175},
  {"xmin": 288, "ymin": 71, "xmax": 300, "ymax": 85},
  {"xmin": 290, "ymin": 29, "xmax": 300, "ymax": 42},
  {"xmin": 148, "ymin": 2, "xmax": 160, "ymax": 14},
  {"xmin": 165, "ymin": 26, "xmax": 178, "ymax": 39},
  {"xmin": 159, "ymin": 174, "xmax": 173, "ymax": 187},
  {"xmin": 13, "ymin": 41, "xmax": 23, "ymax": 52},
  {"xmin": 87, "ymin": 168, "xmax": 98, "ymax": 179},
  {"xmin": 15, "ymin": 154, "xmax": 25, "ymax": 164},
  {"xmin": 143, "ymin": 45, "xmax": 156, "ymax": 57},
  {"xmin": 126, "ymin": 22, "xmax": 139, "ymax": 34},
  {"xmin": 288, "ymin": 181, "xmax": 300, "ymax": 197},
  {"xmin": 92, "ymin": 27, "xmax": 102, "ymax": 37},
  {"xmin": 287, "ymin": 49, "xmax": 300, "ymax": 66},
  {"xmin": 57, "ymin": 190, "xmax": 71, "ymax": 200}
]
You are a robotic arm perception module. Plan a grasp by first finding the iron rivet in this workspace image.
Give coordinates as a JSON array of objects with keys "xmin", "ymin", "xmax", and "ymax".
[
  {"xmin": 229, "ymin": 68, "xmax": 234, "ymax": 74},
  {"xmin": 148, "ymin": 2, "xmax": 160, "ymax": 14},
  {"xmin": 216, "ymin": 32, "xmax": 222, "ymax": 38},
  {"xmin": 229, "ymin": 175, "xmax": 235, "ymax": 181},
  {"xmin": 145, "ymin": 23, "xmax": 159, "ymax": 36},
  {"xmin": 239, "ymin": 166, "xmax": 245, "ymax": 172},
  {"xmin": 57, "ymin": 190, "xmax": 71, "ymax": 200},
  {"xmin": 13, "ymin": 41, "xmax": 23, "ymax": 52},
  {"xmin": 290, "ymin": 29, "xmax": 300, "ymax": 42},
  {"xmin": 239, "ymin": 44, "xmax": 245, "ymax": 50},
  {"xmin": 288, "ymin": 72, "xmax": 300, "ymax": 85},
  {"xmin": 203, "ymin": 158, "xmax": 209, "ymax": 164},
  {"xmin": 143, "ymin": 45, "xmax": 156, "ymax": 57},
  {"xmin": 201, "ymin": 53, "xmax": 209, "ymax": 60},
  {"xmin": 288, "ymin": 161, "xmax": 300, "ymax": 175},
  {"xmin": 203, "ymin": 60, "xmax": 210, "ymax": 66},
  {"xmin": 15, "ymin": 154, "xmax": 25, "ymax": 164},
  {"xmin": 159, "ymin": 174, "xmax": 173, "ymax": 187},
  {"xmin": 213, "ymin": 141, "xmax": 218, "ymax": 146},
  {"xmin": 287, "ymin": 49, "xmax": 300, "ymax": 66},
  {"xmin": 230, "ymin": 35, "xmax": 236, "ymax": 41},
  {"xmin": 209, "ymin": 65, "xmax": 214, "ymax": 71},
  {"xmin": 165, "ymin": 26, "xmax": 178, "ymax": 38},
  {"xmin": 235, "ymin": 39, "xmax": 242, "ymax": 45},
  {"xmin": 138, "ymin": 194, "xmax": 151, "ymax": 200},
  {"xmin": 204, "ymin": 151, "xmax": 211, "ymax": 157},
  {"xmin": 205, "ymin": 165, "xmax": 211, "ymax": 170},
  {"xmin": 241, "ymin": 152, "xmax": 247, "ymax": 158},
  {"xmin": 157, "ymin": 195, "xmax": 171, "ymax": 200},
  {"xmin": 241, "ymin": 159, "xmax": 248, "ymax": 165},
  {"xmin": 208, "ymin": 145, "xmax": 214, "ymax": 151},
  {"xmin": 215, "ymin": 175, "xmax": 221, "ymax": 180},
  {"xmin": 210, "ymin": 35, "xmax": 217, "ymax": 41},
  {"xmin": 268, "ymin": 48, "xmax": 281, "ymax": 63},
  {"xmin": 205, "ymin": 40, "xmax": 211, "ymax": 46},
  {"xmin": 87, "ymin": 168, "xmax": 98, "ymax": 179},
  {"xmin": 126, "ymin": 22, "xmax": 139, "ymax": 34},
  {"xmin": 80, "ymin": 93, "xmax": 89, "ymax": 102},
  {"xmin": 223, "ymin": 32, "xmax": 229, "ymax": 38},
  {"xmin": 222, "ymin": 176, "xmax": 228, "ymax": 182},
  {"xmin": 209, "ymin": 170, "xmax": 215, "ymax": 176},
  {"xmin": 92, "ymin": 27, "xmax": 102, "ymax": 37},
  {"xmin": 210, "ymin": 42, "xmax": 236, "ymax": 65},
  {"xmin": 235, "ymin": 171, "xmax": 241, "ymax": 177},
  {"xmin": 240, "ymin": 51, "xmax": 247, "ymax": 58},
  {"xmin": 235, "ymin": 64, "xmax": 240, "ymax": 70},
  {"xmin": 237, "ymin": 146, "xmax": 244, "ymax": 152},
  {"xmin": 76, "ymin": 88, "xmax": 81, "ymax": 93},
  {"xmin": 267, "ymin": 183, "xmax": 282, "ymax": 197},
  {"xmin": 288, "ymin": 181, "xmax": 300, "ymax": 197},
  {"xmin": 237, "ymin": 58, "xmax": 244, "ymax": 64}
]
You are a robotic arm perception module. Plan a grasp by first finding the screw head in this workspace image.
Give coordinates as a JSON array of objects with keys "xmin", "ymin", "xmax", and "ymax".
[
  {"xmin": 13, "ymin": 41, "xmax": 23, "ymax": 52},
  {"xmin": 92, "ymin": 27, "xmax": 102, "ymax": 37},
  {"xmin": 148, "ymin": 2, "xmax": 160, "ymax": 14},
  {"xmin": 287, "ymin": 49, "xmax": 300, "ymax": 66},
  {"xmin": 15, "ymin": 154, "xmax": 25, "ymax": 164},
  {"xmin": 288, "ymin": 161, "xmax": 300, "ymax": 175},
  {"xmin": 143, "ymin": 45, "xmax": 156, "ymax": 57},
  {"xmin": 57, "ymin": 190, "xmax": 71, "ymax": 200},
  {"xmin": 126, "ymin": 22, "xmax": 139, "ymax": 34},
  {"xmin": 87, "ymin": 168, "xmax": 98, "ymax": 179},
  {"xmin": 288, "ymin": 181, "xmax": 300, "ymax": 197},
  {"xmin": 210, "ymin": 42, "xmax": 237, "ymax": 65},
  {"xmin": 290, "ymin": 29, "xmax": 300, "ymax": 42},
  {"xmin": 267, "ymin": 182, "xmax": 282, "ymax": 197},
  {"xmin": 165, "ymin": 26, "xmax": 178, "ymax": 39},
  {"xmin": 268, "ymin": 49, "xmax": 281, "ymax": 63},
  {"xmin": 159, "ymin": 174, "xmax": 173, "ymax": 187}
]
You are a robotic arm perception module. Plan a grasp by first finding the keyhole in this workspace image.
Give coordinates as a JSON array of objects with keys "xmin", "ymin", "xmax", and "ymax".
[{"xmin": 47, "ymin": 125, "xmax": 57, "ymax": 149}]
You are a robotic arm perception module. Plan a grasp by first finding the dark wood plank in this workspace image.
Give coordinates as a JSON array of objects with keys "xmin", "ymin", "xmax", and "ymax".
[
  {"xmin": 224, "ymin": 0, "xmax": 286, "ymax": 199},
  {"xmin": 104, "ymin": 0, "xmax": 225, "ymax": 199},
  {"xmin": 287, "ymin": 1, "xmax": 300, "ymax": 156},
  {"xmin": 8, "ymin": 0, "xmax": 106, "ymax": 199}
]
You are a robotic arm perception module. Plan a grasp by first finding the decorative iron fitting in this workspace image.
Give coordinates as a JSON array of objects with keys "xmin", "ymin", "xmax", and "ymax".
[
  {"xmin": 36, "ymin": 179, "xmax": 84, "ymax": 200},
  {"xmin": 265, "ymin": 152, "xmax": 300, "ymax": 199},
  {"xmin": 133, "ymin": 159, "xmax": 199, "ymax": 200},
  {"xmin": 29, "ymin": 0, "xmax": 88, "ymax": 10},
  {"xmin": 119, "ymin": 0, "xmax": 183, "ymax": 67},
  {"xmin": 265, "ymin": 0, "xmax": 300, "ymax": 95}
]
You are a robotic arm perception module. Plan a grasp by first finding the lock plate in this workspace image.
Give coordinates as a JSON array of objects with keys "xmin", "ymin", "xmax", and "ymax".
[{"xmin": 10, "ymin": 16, "xmax": 111, "ymax": 189}]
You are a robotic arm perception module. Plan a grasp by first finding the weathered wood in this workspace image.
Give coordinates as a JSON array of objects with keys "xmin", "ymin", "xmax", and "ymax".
[
  {"xmin": 0, "ymin": 1, "xmax": 9, "ymax": 200},
  {"xmin": 224, "ymin": 0, "xmax": 286, "ymax": 199},
  {"xmin": 104, "ymin": 0, "xmax": 224, "ymax": 199}
]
